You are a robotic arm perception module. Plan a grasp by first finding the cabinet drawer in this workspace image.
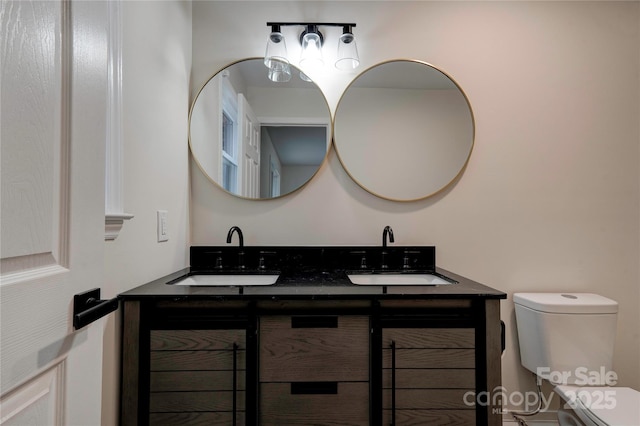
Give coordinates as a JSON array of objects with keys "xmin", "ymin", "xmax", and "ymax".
[
  {"xmin": 260, "ymin": 315, "xmax": 369, "ymax": 381},
  {"xmin": 260, "ymin": 382, "xmax": 369, "ymax": 426},
  {"xmin": 150, "ymin": 329, "xmax": 245, "ymax": 351}
]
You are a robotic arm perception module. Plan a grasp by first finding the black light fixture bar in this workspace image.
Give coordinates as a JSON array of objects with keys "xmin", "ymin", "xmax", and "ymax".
[{"xmin": 266, "ymin": 22, "xmax": 356, "ymax": 29}]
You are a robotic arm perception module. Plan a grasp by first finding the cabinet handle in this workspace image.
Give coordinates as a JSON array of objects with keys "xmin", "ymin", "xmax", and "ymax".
[
  {"xmin": 290, "ymin": 381, "xmax": 338, "ymax": 395},
  {"xmin": 291, "ymin": 316, "xmax": 338, "ymax": 328},
  {"xmin": 232, "ymin": 342, "xmax": 238, "ymax": 426},
  {"xmin": 390, "ymin": 340, "xmax": 396, "ymax": 426}
]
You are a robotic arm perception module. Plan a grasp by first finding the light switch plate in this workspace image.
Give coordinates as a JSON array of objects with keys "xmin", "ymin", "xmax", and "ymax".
[{"xmin": 157, "ymin": 210, "xmax": 168, "ymax": 242}]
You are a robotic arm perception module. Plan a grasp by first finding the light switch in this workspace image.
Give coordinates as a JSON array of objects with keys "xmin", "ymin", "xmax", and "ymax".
[{"xmin": 157, "ymin": 210, "xmax": 168, "ymax": 242}]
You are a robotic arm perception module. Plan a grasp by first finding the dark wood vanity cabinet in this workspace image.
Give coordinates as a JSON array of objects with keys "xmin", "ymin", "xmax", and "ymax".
[
  {"xmin": 370, "ymin": 299, "xmax": 502, "ymax": 426},
  {"xmin": 121, "ymin": 298, "xmax": 502, "ymax": 426},
  {"xmin": 121, "ymin": 301, "xmax": 253, "ymax": 426},
  {"xmin": 259, "ymin": 315, "xmax": 370, "ymax": 425},
  {"xmin": 148, "ymin": 329, "xmax": 246, "ymax": 425},
  {"xmin": 381, "ymin": 327, "xmax": 476, "ymax": 425}
]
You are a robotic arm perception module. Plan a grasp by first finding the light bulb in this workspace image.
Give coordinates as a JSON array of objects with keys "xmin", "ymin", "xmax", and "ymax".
[{"xmin": 299, "ymin": 26, "xmax": 324, "ymax": 72}]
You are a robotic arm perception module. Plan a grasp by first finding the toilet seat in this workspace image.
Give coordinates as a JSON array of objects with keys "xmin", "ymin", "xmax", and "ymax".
[{"xmin": 555, "ymin": 385, "xmax": 640, "ymax": 426}]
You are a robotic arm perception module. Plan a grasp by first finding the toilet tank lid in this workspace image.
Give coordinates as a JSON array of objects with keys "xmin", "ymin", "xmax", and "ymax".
[{"xmin": 513, "ymin": 293, "xmax": 618, "ymax": 314}]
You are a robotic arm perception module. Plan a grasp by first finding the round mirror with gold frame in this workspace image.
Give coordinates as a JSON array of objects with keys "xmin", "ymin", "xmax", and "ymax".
[
  {"xmin": 189, "ymin": 58, "xmax": 332, "ymax": 199},
  {"xmin": 334, "ymin": 59, "xmax": 475, "ymax": 201}
]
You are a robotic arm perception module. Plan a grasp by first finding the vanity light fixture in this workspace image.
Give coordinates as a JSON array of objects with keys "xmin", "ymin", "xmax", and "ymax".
[{"xmin": 265, "ymin": 21, "xmax": 359, "ymax": 82}]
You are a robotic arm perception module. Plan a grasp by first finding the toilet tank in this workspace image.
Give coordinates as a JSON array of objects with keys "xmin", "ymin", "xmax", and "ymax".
[{"xmin": 514, "ymin": 293, "xmax": 618, "ymax": 385}]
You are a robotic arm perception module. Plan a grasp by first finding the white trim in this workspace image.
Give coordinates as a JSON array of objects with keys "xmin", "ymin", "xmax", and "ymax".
[
  {"xmin": 57, "ymin": 0, "xmax": 72, "ymax": 268},
  {"xmin": 105, "ymin": 213, "xmax": 135, "ymax": 241},
  {"xmin": 104, "ymin": 0, "xmax": 133, "ymax": 240}
]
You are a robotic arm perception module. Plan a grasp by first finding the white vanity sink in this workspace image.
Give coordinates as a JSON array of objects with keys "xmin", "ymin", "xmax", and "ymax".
[
  {"xmin": 348, "ymin": 273, "xmax": 455, "ymax": 285},
  {"xmin": 171, "ymin": 274, "xmax": 279, "ymax": 286}
]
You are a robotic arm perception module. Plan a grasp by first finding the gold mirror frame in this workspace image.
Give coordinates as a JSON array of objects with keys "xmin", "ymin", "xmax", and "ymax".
[
  {"xmin": 189, "ymin": 58, "xmax": 333, "ymax": 200},
  {"xmin": 333, "ymin": 59, "xmax": 475, "ymax": 202}
]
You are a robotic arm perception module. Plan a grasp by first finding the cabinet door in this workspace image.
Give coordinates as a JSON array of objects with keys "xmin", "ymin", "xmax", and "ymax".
[
  {"xmin": 149, "ymin": 329, "xmax": 246, "ymax": 426},
  {"xmin": 382, "ymin": 328, "xmax": 476, "ymax": 426}
]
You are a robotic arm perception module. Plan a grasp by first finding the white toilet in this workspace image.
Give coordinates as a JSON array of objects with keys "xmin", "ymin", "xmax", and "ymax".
[{"xmin": 514, "ymin": 293, "xmax": 640, "ymax": 426}]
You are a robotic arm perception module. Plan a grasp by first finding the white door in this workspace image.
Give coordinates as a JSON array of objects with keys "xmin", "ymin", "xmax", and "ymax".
[
  {"xmin": 1, "ymin": 1, "xmax": 109, "ymax": 425},
  {"xmin": 238, "ymin": 94, "xmax": 260, "ymax": 198}
]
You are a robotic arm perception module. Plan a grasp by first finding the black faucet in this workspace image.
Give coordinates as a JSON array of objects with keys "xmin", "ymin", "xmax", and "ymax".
[
  {"xmin": 381, "ymin": 226, "xmax": 394, "ymax": 269},
  {"xmin": 382, "ymin": 226, "xmax": 394, "ymax": 247},
  {"xmin": 226, "ymin": 226, "xmax": 244, "ymax": 247},
  {"xmin": 226, "ymin": 226, "xmax": 245, "ymax": 269}
]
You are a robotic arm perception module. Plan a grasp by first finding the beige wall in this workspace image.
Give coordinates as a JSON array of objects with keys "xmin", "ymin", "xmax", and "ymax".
[
  {"xmin": 96, "ymin": 1, "xmax": 639, "ymax": 422},
  {"xmin": 191, "ymin": 0, "xmax": 640, "ymax": 416},
  {"xmin": 102, "ymin": 1, "xmax": 192, "ymax": 424}
]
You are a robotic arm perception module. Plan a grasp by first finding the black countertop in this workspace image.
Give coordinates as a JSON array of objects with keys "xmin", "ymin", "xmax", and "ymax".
[
  {"xmin": 119, "ymin": 246, "xmax": 506, "ymax": 301},
  {"xmin": 118, "ymin": 267, "xmax": 506, "ymax": 301}
]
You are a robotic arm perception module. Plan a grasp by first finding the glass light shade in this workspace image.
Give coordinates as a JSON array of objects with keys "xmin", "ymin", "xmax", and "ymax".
[
  {"xmin": 335, "ymin": 32, "xmax": 360, "ymax": 70},
  {"xmin": 264, "ymin": 31, "xmax": 289, "ymax": 69},
  {"xmin": 299, "ymin": 31, "xmax": 324, "ymax": 70},
  {"xmin": 268, "ymin": 63, "xmax": 292, "ymax": 82},
  {"xmin": 264, "ymin": 31, "xmax": 291, "ymax": 82}
]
